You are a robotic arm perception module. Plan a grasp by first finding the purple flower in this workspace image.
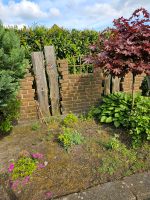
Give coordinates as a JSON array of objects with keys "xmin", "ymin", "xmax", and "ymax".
[
  {"xmin": 8, "ymin": 163, "xmax": 14, "ymax": 172},
  {"xmin": 45, "ymin": 191, "xmax": 53, "ymax": 199},
  {"xmin": 38, "ymin": 163, "xmax": 45, "ymax": 169},
  {"xmin": 22, "ymin": 176, "xmax": 30, "ymax": 185},
  {"xmin": 11, "ymin": 180, "xmax": 19, "ymax": 190},
  {"xmin": 31, "ymin": 153, "xmax": 43, "ymax": 160}
]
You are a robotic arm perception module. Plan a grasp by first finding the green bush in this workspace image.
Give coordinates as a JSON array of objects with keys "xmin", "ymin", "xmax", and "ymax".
[
  {"xmin": 0, "ymin": 98, "xmax": 20, "ymax": 132},
  {"xmin": 129, "ymin": 96, "xmax": 150, "ymax": 147},
  {"xmin": 58, "ymin": 127, "xmax": 84, "ymax": 150},
  {"xmin": 140, "ymin": 76, "xmax": 150, "ymax": 96},
  {"xmin": 0, "ymin": 23, "xmax": 27, "ymax": 134},
  {"xmin": 90, "ymin": 92, "xmax": 131, "ymax": 128},
  {"xmin": 63, "ymin": 113, "xmax": 78, "ymax": 127},
  {"xmin": 14, "ymin": 25, "xmax": 98, "ymax": 63},
  {"xmin": 11, "ymin": 157, "xmax": 37, "ymax": 180},
  {"xmin": 90, "ymin": 92, "xmax": 150, "ymax": 147}
]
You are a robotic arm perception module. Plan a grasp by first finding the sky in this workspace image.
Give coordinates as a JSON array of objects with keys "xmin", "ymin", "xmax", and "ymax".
[{"xmin": 0, "ymin": 0, "xmax": 150, "ymax": 30}]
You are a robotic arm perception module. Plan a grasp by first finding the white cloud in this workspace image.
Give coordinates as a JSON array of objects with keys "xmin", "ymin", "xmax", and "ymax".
[
  {"xmin": 0, "ymin": 0, "xmax": 149, "ymax": 29},
  {"xmin": 85, "ymin": 3, "xmax": 120, "ymax": 18},
  {"xmin": 9, "ymin": 0, "xmax": 48, "ymax": 19},
  {"xmin": 49, "ymin": 8, "xmax": 61, "ymax": 17},
  {"xmin": 0, "ymin": 0, "xmax": 61, "ymax": 26}
]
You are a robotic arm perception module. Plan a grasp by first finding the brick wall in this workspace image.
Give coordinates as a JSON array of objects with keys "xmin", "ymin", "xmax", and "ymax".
[
  {"xmin": 18, "ymin": 61, "xmax": 145, "ymax": 122},
  {"xmin": 58, "ymin": 60, "xmax": 103, "ymax": 114},
  {"xmin": 18, "ymin": 71, "xmax": 38, "ymax": 123},
  {"xmin": 123, "ymin": 73, "xmax": 145, "ymax": 93}
]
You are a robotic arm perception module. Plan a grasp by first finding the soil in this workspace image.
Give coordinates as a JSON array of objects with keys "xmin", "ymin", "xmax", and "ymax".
[{"xmin": 0, "ymin": 119, "xmax": 149, "ymax": 200}]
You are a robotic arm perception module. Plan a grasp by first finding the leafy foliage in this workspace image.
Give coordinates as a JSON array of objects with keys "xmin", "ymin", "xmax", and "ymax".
[
  {"xmin": 11, "ymin": 157, "xmax": 37, "ymax": 180},
  {"xmin": 87, "ymin": 8, "xmax": 150, "ymax": 77},
  {"xmin": 58, "ymin": 127, "xmax": 84, "ymax": 150},
  {"xmin": 129, "ymin": 96, "xmax": 150, "ymax": 147},
  {"xmin": 14, "ymin": 25, "xmax": 98, "ymax": 63},
  {"xmin": 140, "ymin": 76, "xmax": 150, "ymax": 96},
  {"xmin": 63, "ymin": 113, "xmax": 78, "ymax": 127},
  {"xmin": 0, "ymin": 98, "xmax": 20, "ymax": 132},
  {"xmin": 90, "ymin": 92, "xmax": 150, "ymax": 147},
  {"xmin": 86, "ymin": 8, "xmax": 150, "ymax": 108},
  {"xmin": 90, "ymin": 92, "xmax": 131, "ymax": 128},
  {"xmin": 99, "ymin": 136, "xmax": 145, "ymax": 176},
  {"xmin": 0, "ymin": 23, "xmax": 27, "ymax": 133},
  {"xmin": 31, "ymin": 122, "xmax": 41, "ymax": 131}
]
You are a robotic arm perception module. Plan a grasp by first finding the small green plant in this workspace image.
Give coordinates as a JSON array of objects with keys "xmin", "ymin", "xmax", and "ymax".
[
  {"xmin": 63, "ymin": 113, "xmax": 78, "ymax": 127},
  {"xmin": 11, "ymin": 157, "xmax": 37, "ymax": 180},
  {"xmin": 31, "ymin": 122, "xmax": 41, "ymax": 131},
  {"xmin": 104, "ymin": 135, "xmax": 121, "ymax": 150},
  {"xmin": 99, "ymin": 139, "xmax": 137, "ymax": 176},
  {"xmin": 58, "ymin": 127, "xmax": 84, "ymax": 150}
]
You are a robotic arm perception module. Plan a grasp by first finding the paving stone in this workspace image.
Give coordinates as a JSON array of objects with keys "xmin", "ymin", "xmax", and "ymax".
[
  {"xmin": 123, "ymin": 172, "xmax": 150, "ymax": 200},
  {"xmin": 57, "ymin": 181, "xmax": 136, "ymax": 200}
]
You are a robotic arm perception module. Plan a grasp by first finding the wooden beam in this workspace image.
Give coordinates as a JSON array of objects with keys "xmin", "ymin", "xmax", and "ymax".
[
  {"xmin": 31, "ymin": 52, "xmax": 50, "ymax": 117},
  {"xmin": 112, "ymin": 77, "xmax": 120, "ymax": 93},
  {"xmin": 44, "ymin": 46, "xmax": 60, "ymax": 115},
  {"xmin": 104, "ymin": 75, "xmax": 111, "ymax": 95}
]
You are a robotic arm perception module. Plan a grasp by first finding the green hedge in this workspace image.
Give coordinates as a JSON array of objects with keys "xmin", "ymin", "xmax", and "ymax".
[{"xmin": 12, "ymin": 25, "xmax": 98, "ymax": 62}]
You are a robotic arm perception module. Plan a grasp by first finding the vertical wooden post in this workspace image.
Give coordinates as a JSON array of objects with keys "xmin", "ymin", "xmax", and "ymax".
[
  {"xmin": 104, "ymin": 75, "xmax": 111, "ymax": 95},
  {"xmin": 112, "ymin": 77, "xmax": 120, "ymax": 93},
  {"xmin": 31, "ymin": 52, "xmax": 50, "ymax": 117},
  {"xmin": 44, "ymin": 46, "xmax": 60, "ymax": 115}
]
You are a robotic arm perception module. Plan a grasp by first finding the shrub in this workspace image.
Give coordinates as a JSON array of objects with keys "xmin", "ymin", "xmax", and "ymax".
[
  {"xmin": 63, "ymin": 113, "xmax": 78, "ymax": 127},
  {"xmin": 90, "ymin": 92, "xmax": 150, "ymax": 147},
  {"xmin": 0, "ymin": 98, "xmax": 20, "ymax": 133},
  {"xmin": 14, "ymin": 25, "xmax": 98, "ymax": 62},
  {"xmin": 0, "ymin": 23, "xmax": 27, "ymax": 134},
  {"xmin": 90, "ymin": 92, "xmax": 131, "ymax": 128},
  {"xmin": 129, "ymin": 96, "xmax": 150, "ymax": 147},
  {"xmin": 140, "ymin": 76, "xmax": 150, "ymax": 96},
  {"xmin": 58, "ymin": 127, "xmax": 84, "ymax": 150},
  {"xmin": 11, "ymin": 157, "xmax": 37, "ymax": 180}
]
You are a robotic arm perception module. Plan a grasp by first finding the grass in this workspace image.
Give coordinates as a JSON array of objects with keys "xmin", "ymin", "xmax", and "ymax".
[{"xmin": 0, "ymin": 114, "xmax": 149, "ymax": 199}]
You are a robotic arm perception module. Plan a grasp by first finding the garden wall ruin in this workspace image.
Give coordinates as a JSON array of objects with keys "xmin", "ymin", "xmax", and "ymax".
[{"xmin": 18, "ymin": 59, "xmax": 145, "ymax": 123}]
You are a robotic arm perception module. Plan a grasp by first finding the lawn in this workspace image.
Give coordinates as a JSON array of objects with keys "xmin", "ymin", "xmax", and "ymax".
[{"xmin": 0, "ymin": 115, "xmax": 149, "ymax": 200}]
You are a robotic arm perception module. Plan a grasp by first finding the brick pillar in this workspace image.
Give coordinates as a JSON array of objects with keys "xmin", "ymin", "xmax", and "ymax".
[
  {"xmin": 123, "ymin": 72, "xmax": 145, "ymax": 93},
  {"xmin": 18, "ymin": 71, "xmax": 38, "ymax": 123}
]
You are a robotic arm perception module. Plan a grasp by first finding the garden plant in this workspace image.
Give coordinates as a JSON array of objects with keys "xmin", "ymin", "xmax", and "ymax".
[{"xmin": 0, "ymin": 23, "xmax": 27, "ymax": 133}]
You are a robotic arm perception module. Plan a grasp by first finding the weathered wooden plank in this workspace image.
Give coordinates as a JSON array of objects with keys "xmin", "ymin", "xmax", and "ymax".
[
  {"xmin": 112, "ymin": 77, "xmax": 120, "ymax": 93},
  {"xmin": 31, "ymin": 52, "xmax": 50, "ymax": 117},
  {"xmin": 44, "ymin": 46, "xmax": 60, "ymax": 115},
  {"xmin": 104, "ymin": 75, "xmax": 111, "ymax": 95}
]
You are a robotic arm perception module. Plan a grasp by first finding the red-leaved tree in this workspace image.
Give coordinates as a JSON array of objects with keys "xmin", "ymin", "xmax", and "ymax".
[{"xmin": 87, "ymin": 8, "xmax": 150, "ymax": 107}]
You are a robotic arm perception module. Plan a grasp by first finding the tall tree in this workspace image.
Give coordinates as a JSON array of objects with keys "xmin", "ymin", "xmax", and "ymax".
[{"xmin": 0, "ymin": 23, "xmax": 27, "ymax": 132}]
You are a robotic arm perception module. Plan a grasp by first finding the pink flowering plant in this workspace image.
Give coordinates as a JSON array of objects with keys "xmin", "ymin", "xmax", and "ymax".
[
  {"xmin": 8, "ymin": 152, "xmax": 47, "ymax": 191},
  {"xmin": 31, "ymin": 153, "xmax": 44, "ymax": 160}
]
